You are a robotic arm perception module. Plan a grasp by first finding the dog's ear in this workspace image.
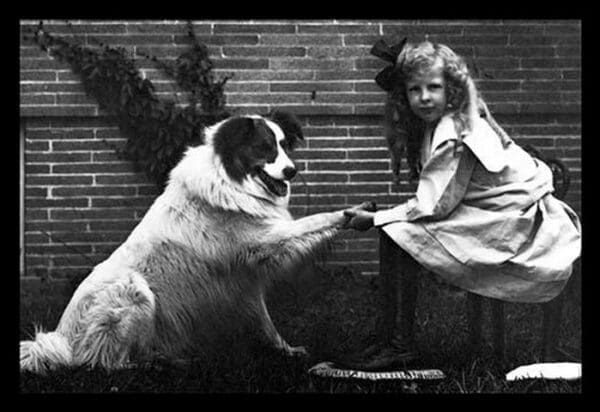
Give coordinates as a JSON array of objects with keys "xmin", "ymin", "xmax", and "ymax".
[{"xmin": 268, "ymin": 110, "xmax": 304, "ymax": 150}]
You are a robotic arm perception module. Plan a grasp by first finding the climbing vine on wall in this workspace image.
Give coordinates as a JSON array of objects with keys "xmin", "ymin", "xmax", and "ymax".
[{"xmin": 23, "ymin": 21, "xmax": 233, "ymax": 188}]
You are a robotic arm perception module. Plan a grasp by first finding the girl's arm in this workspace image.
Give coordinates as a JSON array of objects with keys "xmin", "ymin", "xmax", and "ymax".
[{"xmin": 373, "ymin": 139, "xmax": 476, "ymax": 226}]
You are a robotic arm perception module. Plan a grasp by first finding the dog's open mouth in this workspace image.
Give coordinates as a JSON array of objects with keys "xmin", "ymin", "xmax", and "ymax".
[{"xmin": 256, "ymin": 168, "xmax": 288, "ymax": 197}]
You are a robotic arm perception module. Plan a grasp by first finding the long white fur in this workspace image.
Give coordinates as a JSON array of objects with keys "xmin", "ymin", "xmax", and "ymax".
[{"xmin": 20, "ymin": 115, "xmax": 348, "ymax": 374}]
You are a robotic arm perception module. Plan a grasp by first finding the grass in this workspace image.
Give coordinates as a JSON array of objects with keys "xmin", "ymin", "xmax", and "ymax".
[{"xmin": 19, "ymin": 265, "xmax": 582, "ymax": 394}]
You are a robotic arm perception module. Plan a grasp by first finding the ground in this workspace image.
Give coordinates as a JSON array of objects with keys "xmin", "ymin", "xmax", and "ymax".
[{"xmin": 19, "ymin": 264, "xmax": 582, "ymax": 393}]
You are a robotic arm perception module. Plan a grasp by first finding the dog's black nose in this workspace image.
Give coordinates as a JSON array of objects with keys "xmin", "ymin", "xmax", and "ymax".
[{"xmin": 283, "ymin": 167, "xmax": 297, "ymax": 180}]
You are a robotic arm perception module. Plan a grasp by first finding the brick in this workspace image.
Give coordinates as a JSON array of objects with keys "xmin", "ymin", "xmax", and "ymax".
[
  {"xmin": 316, "ymin": 70, "xmax": 378, "ymax": 81},
  {"xmin": 52, "ymin": 140, "xmax": 117, "ymax": 151},
  {"xmin": 26, "ymin": 129, "xmax": 94, "ymax": 140},
  {"xmin": 521, "ymin": 80, "xmax": 581, "ymax": 91},
  {"xmin": 260, "ymin": 34, "xmax": 343, "ymax": 46},
  {"xmin": 331, "ymin": 250, "xmax": 379, "ymax": 262},
  {"xmin": 51, "ymin": 231, "xmax": 129, "ymax": 243},
  {"xmin": 314, "ymin": 93, "xmax": 384, "ymax": 104},
  {"xmin": 20, "ymin": 94, "xmax": 55, "ymax": 105},
  {"xmin": 288, "ymin": 194, "xmax": 346, "ymax": 205},
  {"xmin": 223, "ymin": 70, "xmax": 314, "ymax": 82},
  {"xmin": 179, "ymin": 34, "xmax": 259, "ymax": 46},
  {"xmin": 213, "ymin": 58, "xmax": 269, "ymax": 70},
  {"xmin": 27, "ymin": 152, "xmax": 91, "ymax": 163},
  {"xmin": 303, "ymin": 127, "xmax": 349, "ymax": 137},
  {"xmin": 89, "ymin": 220, "xmax": 139, "ymax": 231},
  {"xmin": 51, "ymin": 255, "xmax": 105, "ymax": 267},
  {"xmin": 475, "ymin": 46, "xmax": 556, "ymax": 58},
  {"xmin": 20, "ymin": 105, "xmax": 98, "ymax": 117},
  {"xmin": 56, "ymin": 94, "xmax": 97, "ymax": 105},
  {"xmin": 25, "ymin": 164, "xmax": 50, "ymax": 174},
  {"xmin": 348, "ymin": 150, "xmax": 390, "ymax": 159},
  {"xmin": 269, "ymin": 58, "xmax": 353, "ymax": 71},
  {"xmin": 344, "ymin": 34, "xmax": 387, "ymax": 46},
  {"xmin": 543, "ymin": 24, "xmax": 581, "ymax": 35},
  {"xmin": 308, "ymin": 160, "xmax": 389, "ymax": 172},
  {"xmin": 509, "ymin": 35, "xmax": 581, "ymax": 46},
  {"xmin": 21, "ymin": 83, "xmax": 86, "ymax": 94},
  {"xmin": 137, "ymin": 185, "xmax": 161, "ymax": 196},
  {"xmin": 20, "ymin": 58, "xmax": 67, "ymax": 70},
  {"xmin": 307, "ymin": 183, "xmax": 389, "ymax": 194},
  {"xmin": 20, "ymin": 70, "xmax": 56, "ymax": 81},
  {"xmin": 520, "ymin": 58, "xmax": 580, "ymax": 69},
  {"xmin": 349, "ymin": 172, "xmax": 394, "ymax": 182},
  {"xmin": 222, "ymin": 46, "xmax": 306, "ymax": 57},
  {"xmin": 270, "ymin": 82, "xmax": 353, "ymax": 93},
  {"xmin": 53, "ymin": 163, "xmax": 135, "ymax": 174},
  {"xmin": 26, "ymin": 198, "xmax": 88, "ymax": 208},
  {"xmin": 306, "ymin": 46, "xmax": 371, "ymax": 59},
  {"xmin": 298, "ymin": 23, "xmax": 380, "ymax": 34},
  {"xmin": 91, "ymin": 197, "xmax": 154, "ymax": 208},
  {"xmin": 27, "ymin": 175, "xmax": 93, "ymax": 185},
  {"xmin": 227, "ymin": 93, "xmax": 310, "ymax": 105},
  {"xmin": 27, "ymin": 244, "xmax": 93, "ymax": 254},
  {"xmin": 25, "ymin": 139, "xmax": 50, "ymax": 152},
  {"xmin": 296, "ymin": 173, "xmax": 349, "ymax": 183},
  {"xmin": 25, "ymin": 208, "xmax": 49, "ymax": 220},
  {"xmin": 309, "ymin": 138, "xmax": 386, "ymax": 149},
  {"xmin": 25, "ymin": 221, "xmax": 88, "ymax": 232},
  {"xmin": 50, "ymin": 208, "xmax": 136, "ymax": 220},
  {"xmin": 127, "ymin": 23, "xmax": 205, "ymax": 34},
  {"xmin": 25, "ymin": 187, "xmax": 48, "ymax": 197},
  {"xmin": 25, "ymin": 233, "xmax": 50, "ymax": 244},
  {"xmin": 52, "ymin": 186, "xmax": 137, "ymax": 197},
  {"xmin": 292, "ymin": 149, "xmax": 346, "ymax": 160},
  {"xmin": 215, "ymin": 24, "xmax": 296, "ymax": 34},
  {"xmin": 89, "ymin": 34, "xmax": 173, "ymax": 45},
  {"xmin": 26, "ymin": 22, "xmax": 128, "ymax": 34},
  {"xmin": 354, "ymin": 105, "xmax": 386, "ymax": 115}
]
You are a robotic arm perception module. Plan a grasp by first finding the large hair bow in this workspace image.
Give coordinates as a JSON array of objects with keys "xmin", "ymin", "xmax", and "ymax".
[{"xmin": 370, "ymin": 38, "xmax": 407, "ymax": 92}]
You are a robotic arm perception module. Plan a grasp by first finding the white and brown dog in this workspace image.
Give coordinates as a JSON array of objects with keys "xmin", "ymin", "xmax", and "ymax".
[{"xmin": 21, "ymin": 110, "xmax": 371, "ymax": 374}]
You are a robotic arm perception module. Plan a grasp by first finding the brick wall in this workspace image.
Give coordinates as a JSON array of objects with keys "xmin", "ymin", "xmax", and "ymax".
[{"xmin": 19, "ymin": 19, "xmax": 581, "ymax": 286}]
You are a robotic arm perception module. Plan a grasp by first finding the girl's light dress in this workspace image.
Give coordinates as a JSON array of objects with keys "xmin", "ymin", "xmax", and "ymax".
[{"xmin": 374, "ymin": 115, "xmax": 581, "ymax": 303}]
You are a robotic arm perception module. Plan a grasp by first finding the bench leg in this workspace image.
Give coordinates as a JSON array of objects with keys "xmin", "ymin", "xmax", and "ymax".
[
  {"xmin": 378, "ymin": 230, "xmax": 399, "ymax": 343},
  {"xmin": 542, "ymin": 293, "xmax": 564, "ymax": 362},
  {"xmin": 378, "ymin": 230, "xmax": 418, "ymax": 344},
  {"xmin": 491, "ymin": 299, "xmax": 505, "ymax": 361},
  {"xmin": 467, "ymin": 293, "xmax": 483, "ymax": 354}
]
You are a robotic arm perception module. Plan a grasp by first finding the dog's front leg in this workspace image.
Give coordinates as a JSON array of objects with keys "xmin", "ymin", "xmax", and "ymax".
[
  {"xmin": 271, "ymin": 210, "xmax": 347, "ymax": 239},
  {"xmin": 253, "ymin": 293, "xmax": 308, "ymax": 357},
  {"xmin": 267, "ymin": 201, "xmax": 376, "ymax": 241}
]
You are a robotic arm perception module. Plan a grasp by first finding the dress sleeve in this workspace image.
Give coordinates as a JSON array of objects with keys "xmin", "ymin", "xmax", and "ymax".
[{"xmin": 373, "ymin": 140, "xmax": 476, "ymax": 226}]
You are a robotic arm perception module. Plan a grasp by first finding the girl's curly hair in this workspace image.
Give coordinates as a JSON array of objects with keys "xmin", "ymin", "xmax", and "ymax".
[{"xmin": 384, "ymin": 41, "xmax": 481, "ymax": 182}]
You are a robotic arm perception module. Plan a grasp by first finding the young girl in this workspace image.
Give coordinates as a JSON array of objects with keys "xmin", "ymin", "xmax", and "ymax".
[{"xmin": 343, "ymin": 40, "xmax": 582, "ymax": 370}]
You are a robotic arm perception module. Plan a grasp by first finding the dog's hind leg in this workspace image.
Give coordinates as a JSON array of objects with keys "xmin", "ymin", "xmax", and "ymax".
[{"xmin": 68, "ymin": 271, "xmax": 157, "ymax": 370}]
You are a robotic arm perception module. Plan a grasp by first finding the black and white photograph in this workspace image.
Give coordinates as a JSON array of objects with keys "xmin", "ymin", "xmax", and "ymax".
[{"xmin": 19, "ymin": 19, "xmax": 582, "ymax": 393}]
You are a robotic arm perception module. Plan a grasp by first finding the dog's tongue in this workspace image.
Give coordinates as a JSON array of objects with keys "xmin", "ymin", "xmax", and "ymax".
[
  {"xmin": 257, "ymin": 168, "xmax": 288, "ymax": 197},
  {"xmin": 272, "ymin": 180, "xmax": 288, "ymax": 197}
]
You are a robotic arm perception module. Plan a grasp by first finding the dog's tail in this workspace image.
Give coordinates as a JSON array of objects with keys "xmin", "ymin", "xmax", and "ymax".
[{"xmin": 20, "ymin": 327, "xmax": 72, "ymax": 374}]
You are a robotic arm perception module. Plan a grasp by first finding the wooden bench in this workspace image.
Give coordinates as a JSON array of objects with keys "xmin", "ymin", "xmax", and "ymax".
[{"xmin": 377, "ymin": 145, "xmax": 573, "ymax": 362}]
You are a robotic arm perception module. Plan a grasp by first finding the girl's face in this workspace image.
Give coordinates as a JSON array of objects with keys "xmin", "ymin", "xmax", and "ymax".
[{"xmin": 405, "ymin": 60, "xmax": 447, "ymax": 126}]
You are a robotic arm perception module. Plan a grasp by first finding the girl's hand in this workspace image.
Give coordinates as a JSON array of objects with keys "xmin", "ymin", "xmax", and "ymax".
[{"xmin": 343, "ymin": 209, "xmax": 375, "ymax": 231}]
